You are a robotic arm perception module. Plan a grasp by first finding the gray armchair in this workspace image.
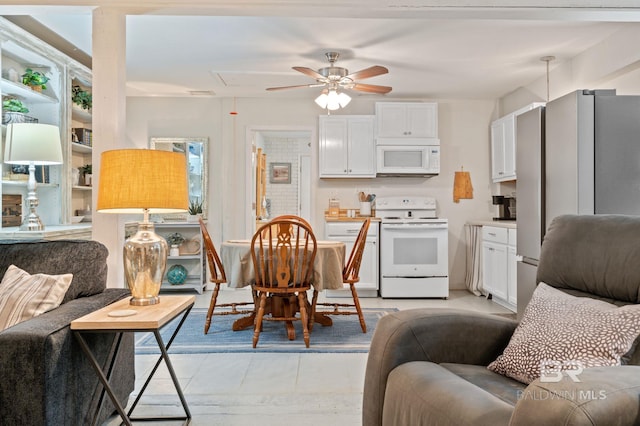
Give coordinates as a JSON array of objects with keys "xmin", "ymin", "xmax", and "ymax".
[{"xmin": 363, "ymin": 214, "xmax": 640, "ymax": 426}]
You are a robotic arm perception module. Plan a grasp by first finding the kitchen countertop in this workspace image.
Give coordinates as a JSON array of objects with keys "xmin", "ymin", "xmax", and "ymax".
[
  {"xmin": 467, "ymin": 220, "xmax": 517, "ymax": 229},
  {"xmin": 325, "ymin": 215, "xmax": 381, "ymax": 222}
]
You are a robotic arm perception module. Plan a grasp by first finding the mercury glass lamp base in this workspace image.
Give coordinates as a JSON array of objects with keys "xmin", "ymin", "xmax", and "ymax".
[
  {"xmin": 129, "ymin": 296, "xmax": 160, "ymax": 306},
  {"xmin": 123, "ymin": 218, "xmax": 168, "ymax": 307}
]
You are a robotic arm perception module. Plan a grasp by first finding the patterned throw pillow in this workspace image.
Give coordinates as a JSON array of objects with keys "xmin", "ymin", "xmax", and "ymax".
[
  {"xmin": 0, "ymin": 264, "xmax": 73, "ymax": 331},
  {"xmin": 488, "ymin": 282, "xmax": 640, "ymax": 384}
]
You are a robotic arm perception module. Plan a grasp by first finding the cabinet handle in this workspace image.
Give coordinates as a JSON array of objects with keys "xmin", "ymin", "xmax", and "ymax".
[
  {"xmin": 344, "ymin": 169, "xmax": 347, "ymax": 172},
  {"xmin": 498, "ymin": 172, "xmax": 504, "ymax": 175},
  {"xmin": 488, "ymin": 232, "xmax": 496, "ymax": 236},
  {"xmin": 349, "ymin": 169, "xmax": 352, "ymax": 172}
]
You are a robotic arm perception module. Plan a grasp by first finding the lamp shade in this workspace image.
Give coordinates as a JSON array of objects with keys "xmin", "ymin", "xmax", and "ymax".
[
  {"xmin": 4, "ymin": 123, "xmax": 63, "ymax": 165},
  {"xmin": 97, "ymin": 149, "xmax": 188, "ymax": 214}
]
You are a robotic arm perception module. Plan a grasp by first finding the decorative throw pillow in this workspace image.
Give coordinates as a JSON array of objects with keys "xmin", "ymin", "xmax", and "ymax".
[
  {"xmin": 488, "ymin": 282, "xmax": 640, "ymax": 384},
  {"xmin": 0, "ymin": 264, "xmax": 73, "ymax": 332}
]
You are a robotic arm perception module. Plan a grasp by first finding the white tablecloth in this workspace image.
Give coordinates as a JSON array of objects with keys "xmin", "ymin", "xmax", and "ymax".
[{"xmin": 220, "ymin": 240, "xmax": 346, "ymax": 290}]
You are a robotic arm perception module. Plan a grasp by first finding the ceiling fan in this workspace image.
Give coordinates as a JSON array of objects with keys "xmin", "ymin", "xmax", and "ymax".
[{"xmin": 266, "ymin": 52, "xmax": 392, "ymax": 95}]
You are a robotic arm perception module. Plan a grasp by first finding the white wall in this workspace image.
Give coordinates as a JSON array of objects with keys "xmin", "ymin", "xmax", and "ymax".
[
  {"xmin": 501, "ymin": 25, "xmax": 640, "ymax": 113},
  {"xmin": 126, "ymin": 95, "xmax": 495, "ymax": 291}
]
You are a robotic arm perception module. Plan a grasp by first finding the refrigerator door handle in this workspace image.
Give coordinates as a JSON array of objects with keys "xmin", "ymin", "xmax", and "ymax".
[{"xmin": 518, "ymin": 255, "xmax": 539, "ymax": 266}]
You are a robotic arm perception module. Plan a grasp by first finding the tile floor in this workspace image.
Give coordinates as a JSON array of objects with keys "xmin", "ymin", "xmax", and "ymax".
[{"xmin": 104, "ymin": 287, "xmax": 512, "ymax": 426}]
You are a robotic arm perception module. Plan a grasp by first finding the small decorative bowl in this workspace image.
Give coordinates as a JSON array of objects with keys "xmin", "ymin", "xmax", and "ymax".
[{"xmin": 71, "ymin": 215, "xmax": 84, "ymax": 223}]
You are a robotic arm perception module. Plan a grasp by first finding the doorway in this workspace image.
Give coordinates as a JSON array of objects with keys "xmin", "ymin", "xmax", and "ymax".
[{"xmin": 246, "ymin": 127, "xmax": 313, "ymax": 234}]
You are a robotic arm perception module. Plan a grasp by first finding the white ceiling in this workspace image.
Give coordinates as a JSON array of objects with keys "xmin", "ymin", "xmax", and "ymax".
[{"xmin": 8, "ymin": 3, "xmax": 639, "ymax": 101}]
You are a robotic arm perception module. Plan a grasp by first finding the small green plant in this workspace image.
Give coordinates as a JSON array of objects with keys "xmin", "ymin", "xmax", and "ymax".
[
  {"xmin": 79, "ymin": 164, "xmax": 92, "ymax": 176},
  {"xmin": 72, "ymin": 85, "xmax": 92, "ymax": 110},
  {"xmin": 188, "ymin": 199, "xmax": 203, "ymax": 215},
  {"xmin": 2, "ymin": 99, "xmax": 28, "ymax": 113},
  {"xmin": 21, "ymin": 68, "xmax": 50, "ymax": 90},
  {"xmin": 165, "ymin": 232, "xmax": 185, "ymax": 246}
]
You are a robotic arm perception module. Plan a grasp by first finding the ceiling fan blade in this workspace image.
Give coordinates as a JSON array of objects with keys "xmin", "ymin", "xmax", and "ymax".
[
  {"xmin": 292, "ymin": 66, "xmax": 326, "ymax": 81},
  {"xmin": 266, "ymin": 84, "xmax": 323, "ymax": 91},
  {"xmin": 345, "ymin": 65, "xmax": 388, "ymax": 81},
  {"xmin": 350, "ymin": 83, "xmax": 392, "ymax": 94}
]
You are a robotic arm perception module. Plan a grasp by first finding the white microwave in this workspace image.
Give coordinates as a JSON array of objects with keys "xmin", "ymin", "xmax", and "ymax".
[{"xmin": 376, "ymin": 144, "xmax": 440, "ymax": 176}]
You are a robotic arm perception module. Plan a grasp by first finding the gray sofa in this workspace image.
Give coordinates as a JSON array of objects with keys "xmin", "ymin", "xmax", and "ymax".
[
  {"xmin": 0, "ymin": 240, "xmax": 135, "ymax": 426},
  {"xmin": 363, "ymin": 214, "xmax": 640, "ymax": 426}
]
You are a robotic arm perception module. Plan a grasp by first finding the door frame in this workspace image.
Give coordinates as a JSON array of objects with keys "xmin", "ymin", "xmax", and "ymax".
[{"xmin": 245, "ymin": 125, "xmax": 316, "ymax": 235}]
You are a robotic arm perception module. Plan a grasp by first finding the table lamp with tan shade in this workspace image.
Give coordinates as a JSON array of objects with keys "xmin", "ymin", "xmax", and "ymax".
[
  {"xmin": 97, "ymin": 149, "xmax": 188, "ymax": 306},
  {"xmin": 4, "ymin": 123, "xmax": 63, "ymax": 231}
]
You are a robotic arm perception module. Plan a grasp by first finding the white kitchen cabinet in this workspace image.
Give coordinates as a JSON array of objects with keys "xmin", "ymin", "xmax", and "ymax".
[
  {"xmin": 319, "ymin": 115, "xmax": 375, "ymax": 178},
  {"xmin": 491, "ymin": 115, "xmax": 516, "ymax": 182},
  {"xmin": 507, "ymin": 245, "xmax": 517, "ymax": 306},
  {"xmin": 324, "ymin": 220, "xmax": 378, "ymax": 297},
  {"xmin": 491, "ymin": 103, "xmax": 545, "ymax": 183},
  {"xmin": 482, "ymin": 226, "xmax": 517, "ymax": 311},
  {"xmin": 482, "ymin": 240, "xmax": 508, "ymax": 301},
  {"xmin": 375, "ymin": 102, "xmax": 438, "ymax": 139}
]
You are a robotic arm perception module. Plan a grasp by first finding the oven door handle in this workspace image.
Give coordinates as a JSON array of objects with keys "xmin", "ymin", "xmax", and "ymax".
[{"xmin": 382, "ymin": 223, "xmax": 448, "ymax": 230}]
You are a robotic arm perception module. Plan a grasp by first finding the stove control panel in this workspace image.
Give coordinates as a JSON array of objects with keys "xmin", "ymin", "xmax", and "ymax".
[{"xmin": 376, "ymin": 196, "xmax": 436, "ymax": 210}]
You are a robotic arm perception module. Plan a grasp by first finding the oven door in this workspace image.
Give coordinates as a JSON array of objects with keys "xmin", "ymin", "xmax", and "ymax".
[{"xmin": 381, "ymin": 222, "xmax": 448, "ymax": 277}]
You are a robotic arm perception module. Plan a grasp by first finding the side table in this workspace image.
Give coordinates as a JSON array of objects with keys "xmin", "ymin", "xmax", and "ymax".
[{"xmin": 71, "ymin": 295, "xmax": 195, "ymax": 426}]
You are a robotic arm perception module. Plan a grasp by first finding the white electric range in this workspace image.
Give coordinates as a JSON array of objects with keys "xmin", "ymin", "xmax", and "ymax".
[{"xmin": 376, "ymin": 196, "xmax": 449, "ymax": 298}]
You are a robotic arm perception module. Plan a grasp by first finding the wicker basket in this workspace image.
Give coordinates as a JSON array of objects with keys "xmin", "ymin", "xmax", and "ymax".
[{"xmin": 2, "ymin": 111, "xmax": 38, "ymax": 125}]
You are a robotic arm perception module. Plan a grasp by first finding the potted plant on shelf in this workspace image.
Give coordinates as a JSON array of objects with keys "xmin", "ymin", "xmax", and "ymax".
[
  {"xmin": 165, "ymin": 232, "xmax": 185, "ymax": 256},
  {"xmin": 21, "ymin": 68, "xmax": 50, "ymax": 92},
  {"xmin": 2, "ymin": 98, "xmax": 30, "ymax": 125},
  {"xmin": 72, "ymin": 85, "xmax": 92, "ymax": 111},
  {"xmin": 79, "ymin": 164, "xmax": 92, "ymax": 186},
  {"xmin": 187, "ymin": 199, "xmax": 203, "ymax": 222}
]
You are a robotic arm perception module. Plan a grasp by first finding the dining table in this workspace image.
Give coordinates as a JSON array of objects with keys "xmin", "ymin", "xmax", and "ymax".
[{"xmin": 220, "ymin": 239, "xmax": 346, "ymax": 335}]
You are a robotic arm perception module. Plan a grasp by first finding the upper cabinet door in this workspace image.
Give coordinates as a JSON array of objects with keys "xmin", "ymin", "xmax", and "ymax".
[
  {"xmin": 406, "ymin": 103, "xmax": 438, "ymax": 138},
  {"xmin": 319, "ymin": 116, "xmax": 349, "ymax": 176},
  {"xmin": 376, "ymin": 103, "xmax": 407, "ymax": 138},
  {"xmin": 376, "ymin": 102, "xmax": 438, "ymax": 139},
  {"xmin": 319, "ymin": 115, "xmax": 376, "ymax": 178},
  {"xmin": 347, "ymin": 116, "xmax": 375, "ymax": 176}
]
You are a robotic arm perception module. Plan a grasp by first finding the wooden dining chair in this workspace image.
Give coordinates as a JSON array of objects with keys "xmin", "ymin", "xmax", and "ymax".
[
  {"xmin": 259, "ymin": 215, "xmax": 312, "ymax": 238},
  {"xmin": 250, "ymin": 218, "xmax": 317, "ymax": 348},
  {"xmin": 312, "ymin": 218, "xmax": 370, "ymax": 333},
  {"xmin": 200, "ymin": 218, "xmax": 254, "ymax": 334}
]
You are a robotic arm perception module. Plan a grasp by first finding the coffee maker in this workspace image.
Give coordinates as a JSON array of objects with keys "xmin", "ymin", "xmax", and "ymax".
[{"xmin": 492, "ymin": 195, "xmax": 516, "ymax": 220}]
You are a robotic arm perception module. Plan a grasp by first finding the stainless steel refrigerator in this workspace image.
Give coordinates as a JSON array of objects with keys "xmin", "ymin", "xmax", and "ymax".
[{"xmin": 516, "ymin": 89, "xmax": 640, "ymax": 317}]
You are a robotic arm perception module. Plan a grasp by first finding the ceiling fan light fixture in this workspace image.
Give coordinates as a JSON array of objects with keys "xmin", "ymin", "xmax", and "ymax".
[
  {"xmin": 326, "ymin": 89, "xmax": 341, "ymax": 110},
  {"xmin": 338, "ymin": 91, "xmax": 351, "ymax": 108},
  {"xmin": 315, "ymin": 91, "xmax": 329, "ymax": 109},
  {"xmin": 315, "ymin": 89, "xmax": 351, "ymax": 110}
]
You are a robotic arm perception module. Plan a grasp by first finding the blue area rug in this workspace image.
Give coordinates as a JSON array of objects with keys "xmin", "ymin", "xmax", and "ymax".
[{"xmin": 135, "ymin": 307, "xmax": 397, "ymax": 354}]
